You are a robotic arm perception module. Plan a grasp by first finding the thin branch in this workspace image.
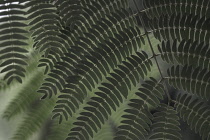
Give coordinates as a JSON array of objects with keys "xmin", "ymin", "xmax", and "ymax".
[{"xmin": 132, "ymin": 0, "xmax": 172, "ymax": 104}]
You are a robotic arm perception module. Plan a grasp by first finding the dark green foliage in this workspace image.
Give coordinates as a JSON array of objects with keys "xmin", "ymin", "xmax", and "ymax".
[
  {"xmin": 36, "ymin": 0, "xmax": 136, "ymax": 98},
  {"xmin": 149, "ymin": 14, "xmax": 210, "ymax": 43},
  {"xmin": 27, "ymin": 0, "xmax": 70, "ymax": 73},
  {"xmin": 143, "ymin": 0, "xmax": 210, "ymax": 19},
  {"xmin": 1, "ymin": 0, "xmax": 210, "ymax": 140},
  {"xmin": 149, "ymin": 104, "xmax": 181, "ymax": 140},
  {"xmin": 66, "ymin": 51, "xmax": 153, "ymax": 139},
  {"xmin": 158, "ymin": 40, "xmax": 210, "ymax": 70},
  {"xmin": 115, "ymin": 78, "xmax": 164, "ymax": 140},
  {"xmin": 176, "ymin": 93, "xmax": 210, "ymax": 140},
  {"xmin": 166, "ymin": 65, "xmax": 210, "ymax": 100},
  {"xmin": 0, "ymin": 0, "xmax": 29, "ymax": 84}
]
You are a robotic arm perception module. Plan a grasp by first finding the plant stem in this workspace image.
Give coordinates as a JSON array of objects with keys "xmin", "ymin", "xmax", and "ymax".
[{"xmin": 132, "ymin": 0, "xmax": 172, "ymax": 104}]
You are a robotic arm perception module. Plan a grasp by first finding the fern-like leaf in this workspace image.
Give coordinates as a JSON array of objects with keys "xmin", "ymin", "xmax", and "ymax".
[
  {"xmin": 0, "ymin": 0, "xmax": 29, "ymax": 84},
  {"xmin": 166, "ymin": 65, "xmax": 210, "ymax": 100},
  {"xmin": 66, "ymin": 51, "xmax": 153, "ymax": 139},
  {"xmin": 175, "ymin": 93, "xmax": 210, "ymax": 139},
  {"xmin": 148, "ymin": 103, "xmax": 182, "ymax": 140},
  {"xmin": 158, "ymin": 39, "xmax": 210, "ymax": 70},
  {"xmin": 115, "ymin": 77, "xmax": 164, "ymax": 140},
  {"xmin": 39, "ymin": 27, "xmax": 142, "ymax": 98},
  {"xmin": 54, "ymin": 0, "xmax": 84, "ymax": 29},
  {"xmin": 26, "ymin": 0, "xmax": 70, "ymax": 73},
  {"xmin": 149, "ymin": 14, "xmax": 210, "ymax": 43},
  {"xmin": 37, "ymin": 7, "xmax": 138, "ymax": 98},
  {"xmin": 143, "ymin": 0, "xmax": 210, "ymax": 19},
  {"xmin": 53, "ymin": 49, "xmax": 151, "ymax": 123}
]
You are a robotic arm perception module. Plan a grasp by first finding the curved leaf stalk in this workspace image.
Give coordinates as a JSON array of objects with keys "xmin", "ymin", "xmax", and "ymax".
[
  {"xmin": 67, "ymin": 81, "xmax": 141, "ymax": 140},
  {"xmin": 66, "ymin": 51, "xmax": 153, "ymax": 139},
  {"xmin": 37, "ymin": 8, "xmax": 139, "ymax": 100},
  {"xmin": 93, "ymin": 84, "xmax": 141, "ymax": 140},
  {"xmin": 52, "ymin": 28, "xmax": 145, "ymax": 123},
  {"xmin": 46, "ymin": 97, "xmax": 92, "ymax": 140}
]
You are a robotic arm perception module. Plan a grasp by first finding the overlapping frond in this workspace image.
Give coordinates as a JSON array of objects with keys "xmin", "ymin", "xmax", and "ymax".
[
  {"xmin": 175, "ymin": 93, "xmax": 210, "ymax": 139},
  {"xmin": 55, "ymin": 0, "xmax": 128, "ymax": 31},
  {"xmin": 148, "ymin": 103, "xmax": 181, "ymax": 140},
  {"xmin": 2, "ymin": 70, "xmax": 45, "ymax": 120},
  {"xmin": 37, "ymin": 3, "xmax": 137, "ymax": 98},
  {"xmin": 65, "ymin": 51, "xmax": 153, "ymax": 139},
  {"xmin": 37, "ymin": 12, "xmax": 141, "ymax": 114},
  {"xmin": 26, "ymin": 0, "xmax": 71, "ymax": 73},
  {"xmin": 54, "ymin": 0, "xmax": 83, "ymax": 29},
  {"xmin": 149, "ymin": 14, "xmax": 210, "ymax": 43},
  {"xmin": 115, "ymin": 78, "xmax": 164, "ymax": 140},
  {"xmin": 3, "ymin": 0, "xmax": 210, "ymax": 140},
  {"xmin": 0, "ymin": 0, "xmax": 29, "ymax": 84},
  {"xmin": 166, "ymin": 65, "xmax": 210, "ymax": 100},
  {"xmin": 39, "ymin": 25, "xmax": 142, "ymax": 99},
  {"xmin": 27, "ymin": 1, "xmax": 65, "ymax": 53},
  {"xmin": 45, "ymin": 119, "xmax": 72, "ymax": 140},
  {"xmin": 54, "ymin": 0, "xmax": 129, "ymax": 42},
  {"xmin": 53, "ymin": 49, "xmax": 150, "ymax": 123},
  {"xmin": 11, "ymin": 97, "xmax": 56, "ymax": 140},
  {"xmin": 143, "ymin": 0, "xmax": 210, "ymax": 19},
  {"xmin": 158, "ymin": 39, "xmax": 210, "ymax": 70}
]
